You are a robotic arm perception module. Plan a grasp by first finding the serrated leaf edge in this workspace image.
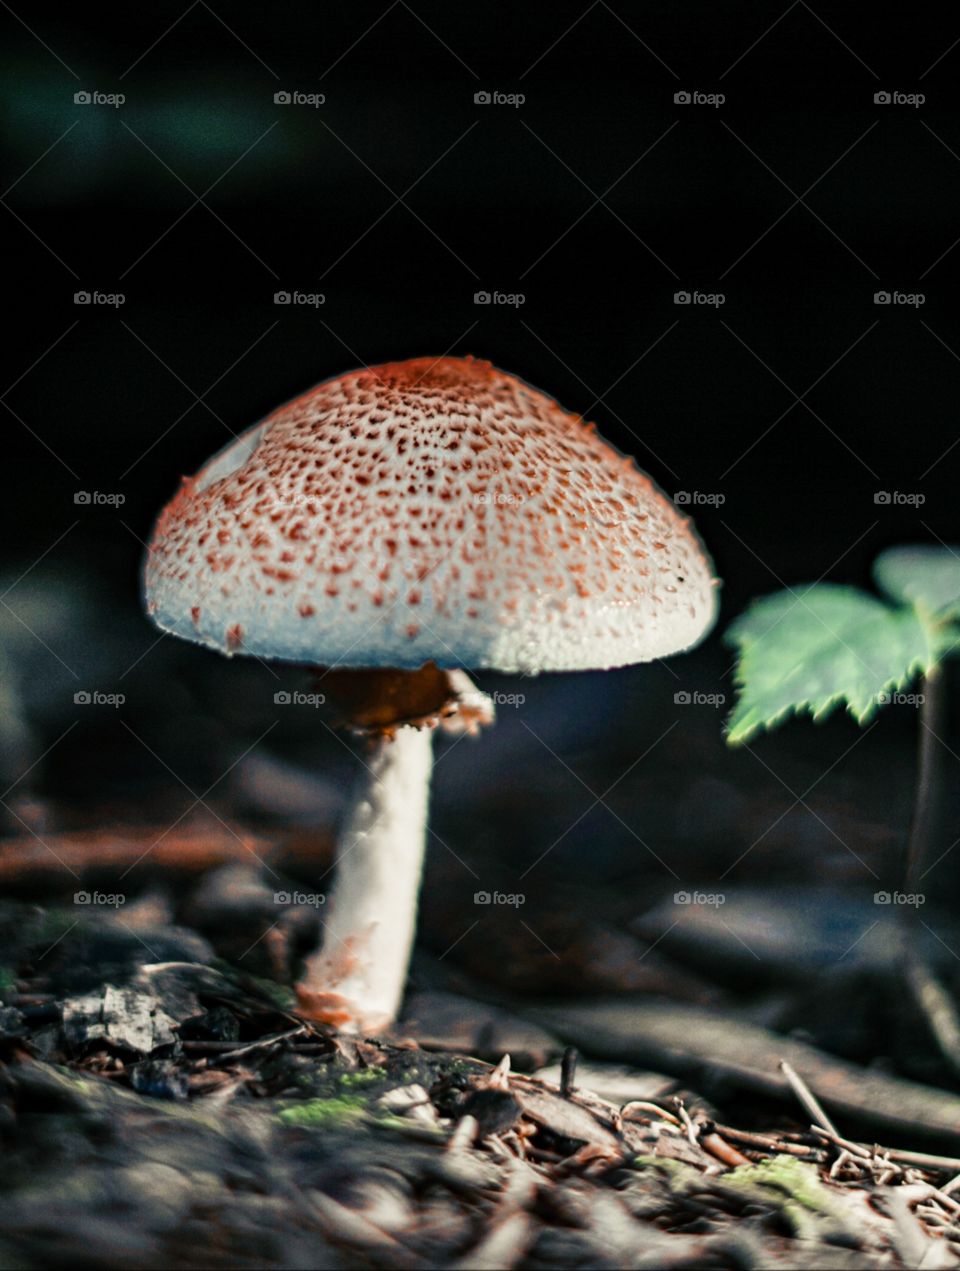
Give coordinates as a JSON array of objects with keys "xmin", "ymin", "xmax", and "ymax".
[{"xmin": 724, "ymin": 603, "xmax": 942, "ymax": 746}]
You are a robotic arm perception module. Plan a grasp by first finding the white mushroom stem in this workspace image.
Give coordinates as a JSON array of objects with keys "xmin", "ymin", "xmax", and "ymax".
[{"xmin": 299, "ymin": 725, "xmax": 434, "ymax": 1034}]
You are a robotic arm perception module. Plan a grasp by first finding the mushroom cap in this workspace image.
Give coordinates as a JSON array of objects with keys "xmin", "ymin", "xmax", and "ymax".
[{"xmin": 144, "ymin": 357, "xmax": 718, "ymax": 674}]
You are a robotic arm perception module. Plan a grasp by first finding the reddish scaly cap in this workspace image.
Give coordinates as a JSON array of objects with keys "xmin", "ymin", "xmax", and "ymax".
[{"xmin": 144, "ymin": 357, "xmax": 718, "ymax": 673}]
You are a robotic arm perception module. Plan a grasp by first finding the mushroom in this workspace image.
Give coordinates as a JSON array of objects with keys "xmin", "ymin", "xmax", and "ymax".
[{"xmin": 143, "ymin": 356, "xmax": 718, "ymax": 1034}]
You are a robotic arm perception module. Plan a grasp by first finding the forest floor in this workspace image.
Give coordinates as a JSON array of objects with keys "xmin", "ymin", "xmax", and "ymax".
[
  {"xmin": 3, "ymin": 878, "xmax": 960, "ymax": 1270},
  {"xmin": 5, "ymin": 601, "xmax": 960, "ymax": 1267}
]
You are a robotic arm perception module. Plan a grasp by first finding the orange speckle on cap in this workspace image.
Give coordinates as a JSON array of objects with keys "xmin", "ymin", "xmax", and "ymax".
[{"xmin": 143, "ymin": 356, "xmax": 716, "ymax": 672}]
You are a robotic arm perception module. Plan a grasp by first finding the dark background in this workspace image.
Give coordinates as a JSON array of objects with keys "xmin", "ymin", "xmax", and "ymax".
[
  {"xmin": 2, "ymin": 3, "xmax": 959, "ymax": 986},
  {"xmin": 4, "ymin": 2, "xmax": 958, "ymax": 602}
]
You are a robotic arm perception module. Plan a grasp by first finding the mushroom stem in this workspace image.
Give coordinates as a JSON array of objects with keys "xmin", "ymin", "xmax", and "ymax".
[{"xmin": 297, "ymin": 724, "xmax": 434, "ymax": 1033}]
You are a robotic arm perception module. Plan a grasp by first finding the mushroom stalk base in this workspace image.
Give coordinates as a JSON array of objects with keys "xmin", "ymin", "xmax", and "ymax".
[{"xmin": 297, "ymin": 725, "xmax": 433, "ymax": 1034}]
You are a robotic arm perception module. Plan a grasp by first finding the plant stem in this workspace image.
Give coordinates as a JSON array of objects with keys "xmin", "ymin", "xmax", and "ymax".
[
  {"xmin": 902, "ymin": 667, "xmax": 943, "ymax": 899},
  {"xmin": 899, "ymin": 666, "xmax": 960, "ymax": 1077}
]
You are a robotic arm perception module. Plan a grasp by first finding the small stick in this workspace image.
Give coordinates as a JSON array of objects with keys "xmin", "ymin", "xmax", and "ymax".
[
  {"xmin": 208, "ymin": 1027, "xmax": 307, "ymax": 1066},
  {"xmin": 929, "ymin": 1189, "xmax": 960, "ymax": 1215},
  {"xmin": 810, "ymin": 1127, "xmax": 960, "ymax": 1174},
  {"xmin": 486, "ymin": 1054, "xmax": 511, "ymax": 1090},
  {"xmin": 809, "ymin": 1127, "xmax": 876, "ymax": 1161},
  {"xmin": 620, "ymin": 1100, "xmax": 682, "ymax": 1127},
  {"xmin": 699, "ymin": 1130, "xmax": 752, "ymax": 1169},
  {"xmin": 779, "ymin": 1060, "xmax": 840, "ymax": 1137},
  {"xmin": 711, "ymin": 1125, "xmax": 821, "ymax": 1158},
  {"xmin": 560, "ymin": 1046, "xmax": 578, "ymax": 1098},
  {"xmin": 903, "ymin": 953, "xmax": 960, "ymax": 1081},
  {"xmin": 181, "ymin": 1040, "xmax": 248, "ymax": 1052},
  {"xmin": 673, "ymin": 1098, "xmax": 699, "ymax": 1148},
  {"xmin": 830, "ymin": 1149, "xmax": 858, "ymax": 1179}
]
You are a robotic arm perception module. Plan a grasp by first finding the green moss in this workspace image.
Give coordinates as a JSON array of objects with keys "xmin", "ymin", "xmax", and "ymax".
[
  {"xmin": 277, "ymin": 1095, "xmax": 368, "ymax": 1128},
  {"xmin": 726, "ymin": 1157, "xmax": 835, "ymax": 1213},
  {"xmin": 335, "ymin": 1067, "xmax": 387, "ymax": 1089},
  {"xmin": 725, "ymin": 1156, "xmax": 843, "ymax": 1239},
  {"xmin": 372, "ymin": 1113, "xmax": 445, "ymax": 1139},
  {"xmin": 0, "ymin": 966, "xmax": 15, "ymax": 993}
]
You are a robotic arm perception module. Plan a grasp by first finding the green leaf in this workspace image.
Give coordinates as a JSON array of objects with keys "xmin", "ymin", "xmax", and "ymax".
[
  {"xmin": 725, "ymin": 584, "xmax": 940, "ymax": 745},
  {"xmin": 873, "ymin": 545, "xmax": 960, "ymax": 619}
]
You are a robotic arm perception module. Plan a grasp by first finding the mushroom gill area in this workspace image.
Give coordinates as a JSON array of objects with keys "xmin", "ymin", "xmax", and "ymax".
[{"xmin": 318, "ymin": 661, "xmax": 493, "ymax": 738}]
